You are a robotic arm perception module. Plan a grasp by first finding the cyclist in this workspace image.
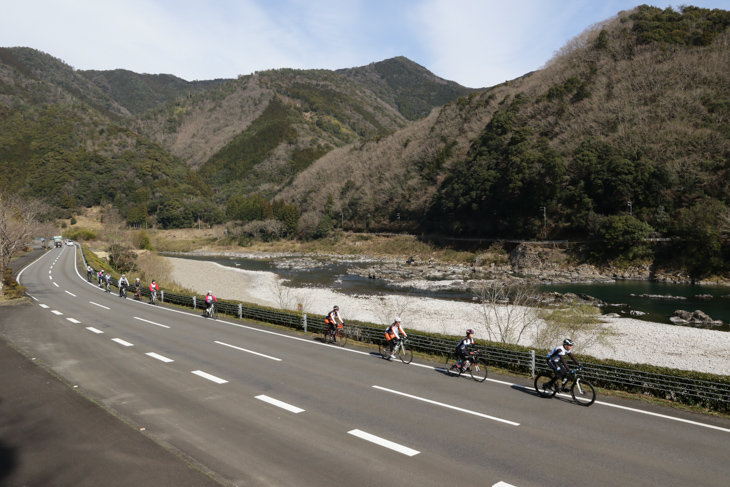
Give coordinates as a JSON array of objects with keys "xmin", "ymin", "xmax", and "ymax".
[
  {"xmin": 134, "ymin": 278, "xmax": 142, "ymax": 299},
  {"xmin": 149, "ymin": 279, "xmax": 160, "ymax": 304},
  {"xmin": 547, "ymin": 338, "xmax": 582, "ymax": 392},
  {"xmin": 385, "ymin": 317, "xmax": 407, "ymax": 360},
  {"xmin": 86, "ymin": 265, "xmax": 93, "ymax": 282},
  {"xmin": 97, "ymin": 270, "xmax": 104, "ymax": 286},
  {"xmin": 118, "ymin": 274, "xmax": 129, "ymax": 297},
  {"xmin": 204, "ymin": 291, "xmax": 218, "ymax": 317},
  {"xmin": 104, "ymin": 272, "xmax": 112, "ymax": 292},
  {"xmin": 455, "ymin": 329, "xmax": 476, "ymax": 369},
  {"xmin": 325, "ymin": 305, "xmax": 344, "ymax": 341}
]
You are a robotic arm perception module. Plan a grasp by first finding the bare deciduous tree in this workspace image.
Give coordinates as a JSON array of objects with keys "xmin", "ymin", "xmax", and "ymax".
[
  {"xmin": 533, "ymin": 303, "xmax": 617, "ymax": 351},
  {"xmin": 0, "ymin": 191, "xmax": 48, "ymax": 295},
  {"xmin": 470, "ymin": 281, "xmax": 543, "ymax": 344},
  {"xmin": 373, "ymin": 292, "xmax": 415, "ymax": 327}
]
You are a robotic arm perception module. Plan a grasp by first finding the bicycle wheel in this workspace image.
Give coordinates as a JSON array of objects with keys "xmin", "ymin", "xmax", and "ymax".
[
  {"xmin": 444, "ymin": 356, "xmax": 462, "ymax": 377},
  {"xmin": 212, "ymin": 307, "xmax": 219, "ymax": 320},
  {"xmin": 534, "ymin": 372, "xmax": 557, "ymax": 398},
  {"xmin": 335, "ymin": 328, "xmax": 348, "ymax": 347},
  {"xmin": 469, "ymin": 359, "xmax": 488, "ymax": 382},
  {"xmin": 398, "ymin": 344, "xmax": 413, "ymax": 364},
  {"xmin": 379, "ymin": 341, "xmax": 390, "ymax": 359},
  {"xmin": 571, "ymin": 379, "xmax": 596, "ymax": 406}
]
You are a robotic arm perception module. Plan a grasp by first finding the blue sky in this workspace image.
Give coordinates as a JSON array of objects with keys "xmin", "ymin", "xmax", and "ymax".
[{"xmin": 2, "ymin": 0, "xmax": 729, "ymax": 88}]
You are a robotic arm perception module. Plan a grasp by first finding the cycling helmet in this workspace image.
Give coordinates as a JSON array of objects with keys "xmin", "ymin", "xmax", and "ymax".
[
  {"xmin": 394, "ymin": 317, "xmax": 401, "ymax": 322},
  {"xmin": 207, "ymin": 290, "xmax": 212, "ymax": 294},
  {"xmin": 563, "ymin": 338, "xmax": 575, "ymax": 347},
  {"xmin": 333, "ymin": 306, "xmax": 339, "ymax": 310},
  {"xmin": 135, "ymin": 277, "xmax": 140, "ymax": 281},
  {"xmin": 466, "ymin": 329, "xmax": 475, "ymax": 335}
]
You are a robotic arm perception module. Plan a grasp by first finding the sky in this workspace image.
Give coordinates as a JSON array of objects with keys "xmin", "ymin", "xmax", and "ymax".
[{"xmin": 2, "ymin": 0, "xmax": 729, "ymax": 88}]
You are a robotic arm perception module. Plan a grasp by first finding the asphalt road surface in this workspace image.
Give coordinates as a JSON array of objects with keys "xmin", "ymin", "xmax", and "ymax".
[{"xmin": 3, "ymin": 245, "xmax": 730, "ymax": 487}]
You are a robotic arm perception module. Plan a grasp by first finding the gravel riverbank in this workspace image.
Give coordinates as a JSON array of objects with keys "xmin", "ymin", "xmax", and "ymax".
[{"xmin": 165, "ymin": 256, "xmax": 730, "ymax": 376}]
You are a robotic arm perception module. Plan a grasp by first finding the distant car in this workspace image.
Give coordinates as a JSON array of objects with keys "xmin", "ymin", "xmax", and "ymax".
[{"xmin": 66, "ymin": 240, "xmax": 74, "ymax": 246}]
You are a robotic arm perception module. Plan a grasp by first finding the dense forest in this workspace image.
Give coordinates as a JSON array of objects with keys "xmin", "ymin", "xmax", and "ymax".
[{"xmin": 2, "ymin": 5, "xmax": 730, "ymax": 278}]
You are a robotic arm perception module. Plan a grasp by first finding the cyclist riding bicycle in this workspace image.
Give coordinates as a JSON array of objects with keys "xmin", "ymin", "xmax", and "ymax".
[
  {"xmin": 204, "ymin": 291, "xmax": 218, "ymax": 317},
  {"xmin": 104, "ymin": 272, "xmax": 112, "ymax": 292},
  {"xmin": 385, "ymin": 317, "xmax": 407, "ymax": 360},
  {"xmin": 134, "ymin": 277, "xmax": 142, "ymax": 299},
  {"xmin": 325, "ymin": 305, "xmax": 344, "ymax": 340},
  {"xmin": 149, "ymin": 280, "xmax": 160, "ymax": 304},
  {"xmin": 97, "ymin": 270, "xmax": 104, "ymax": 286},
  {"xmin": 455, "ymin": 329, "xmax": 476, "ymax": 369},
  {"xmin": 118, "ymin": 274, "xmax": 129, "ymax": 297},
  {"xmin": 86, "ymin": 265, "xmax": 93, "ymax": 281},
  {"xmin": 547, "ymin": 338, "xmax": 582, "ymax": 392}
]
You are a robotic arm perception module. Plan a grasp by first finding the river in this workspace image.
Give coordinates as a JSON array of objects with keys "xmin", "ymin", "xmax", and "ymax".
[{"xmin": 172, "ymin": 254, "xmax": 730, "ymax": 331}]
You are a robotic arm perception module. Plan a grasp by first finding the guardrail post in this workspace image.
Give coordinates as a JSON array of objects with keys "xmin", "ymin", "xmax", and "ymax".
[
  {"xmin": 530, "ymin": 350, "xmax": 536, "ymax": 378},
  {"xmin": 160, "ymin": 290, "xmax": 164, "ymax": 303},
  {"xmin": 302, "ymin": 314, "xmax": 307, "ymax": 333},
  {"xmin": 238, "ymin": 303, "xmax": 242, "ymax": 319},
  {"xmin": 192, "ymin": 296, "xmax": 196, "ymax": 309}
]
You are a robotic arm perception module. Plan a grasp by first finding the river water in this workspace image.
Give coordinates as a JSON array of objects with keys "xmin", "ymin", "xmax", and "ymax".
[{"xmin": 174, "ymin": 254, "xmax": 730, "ymax": 331}]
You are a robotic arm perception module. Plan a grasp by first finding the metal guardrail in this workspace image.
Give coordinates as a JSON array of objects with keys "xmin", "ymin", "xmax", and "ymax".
[{"xmin": 75, "ymin": 244, "xmax": 730, "ymax": 409}]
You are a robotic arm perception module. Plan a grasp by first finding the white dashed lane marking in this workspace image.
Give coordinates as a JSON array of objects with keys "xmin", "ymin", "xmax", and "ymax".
[
  {"xmin": 348, "ymin": 429, "xmax": 420, "ymax": 457},
  {"xmin": 255, "ymin": 395, "xmax": 304, "ymax": 413},
  {"xmin": 192, "ymin": 370, "xmax": 228, "ymax": 384}
]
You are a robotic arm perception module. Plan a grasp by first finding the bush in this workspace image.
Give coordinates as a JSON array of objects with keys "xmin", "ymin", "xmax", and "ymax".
[
  {"xmin": 2, "ymin": 268, "xmax": 26, "ymax": 299},
  {"xmin": 63, "ymin": 227, "xmax": 97, "ymax": 241}
]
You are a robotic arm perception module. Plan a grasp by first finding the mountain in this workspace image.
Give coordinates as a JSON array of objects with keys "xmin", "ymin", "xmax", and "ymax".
[
  {"xmin": 0, "ymin": 44, "xmax": 472, "ymax": 222},
  {"xmin": 277, "ymin": 5, "xmax": 730, "ymax": 277},
  {"xmin": 336, "ymin": 56, "xmax": 477, "ymax": 120}
]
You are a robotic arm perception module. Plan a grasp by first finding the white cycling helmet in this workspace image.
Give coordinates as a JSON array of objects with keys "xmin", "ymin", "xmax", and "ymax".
[{"xmin": 394, "ymin": 317, "xmax": 401, "ymax": 322}]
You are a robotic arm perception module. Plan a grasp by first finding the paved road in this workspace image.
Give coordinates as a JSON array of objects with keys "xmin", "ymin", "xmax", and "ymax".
[{"xmin": 4, "ymin": 245, "xmax": 730, "ymax": 486}]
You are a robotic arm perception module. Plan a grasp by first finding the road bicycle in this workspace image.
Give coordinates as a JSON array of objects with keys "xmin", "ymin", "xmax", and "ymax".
[
  {"xmin": 203, "ymin": 303, "xmax": 219, "ymax": 320},
  {"xmin": 379, "ymin": 337, "xmax": 413, "ymax": 364},
  {"xmin": 149, "ymin": 291, "xmax": 158, "ymax": 305},
  {"xmin": 105, "ymin": 280, "xmax": 112, "ymax": 293},
  {"xmin": 119, "ymin": 286, "xmax": 127, "ymax": 299},
  {"xmin": 134, "ymin": 287, "xmax": 141, "ymax": 300},
  {"xmin": 534, "ymin": 366, "xmax": 596, "ymax": 406},
  {"xmin": 444, "ymin": 349, "xmax": 488, "ymax": 382},
  {"xmin": 323, "ymin": 323, "xmax": 348, "ymax": 347}
]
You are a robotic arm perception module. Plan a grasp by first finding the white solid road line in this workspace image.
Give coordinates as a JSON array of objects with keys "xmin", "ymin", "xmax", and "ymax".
[
  {"xmin": 134, "ymin": 317, "xmax": 170, "ymax": 329},
  {"xmin": 192, "ymin": 370, "xmax": 228, "ymax": 384},
  {"xmin": 255, "ymin": 395, "xmax": 305, "ymax": 413},
  {"xmin": 86, "ymin": 327, "xmax": 104, "ymax": 334},
  {"xmin": 89, "ymin": 302, "xmax": 110, "ymax": 309},
  {"xmin": 348, "ymin": 429, "xmax": 420, "ymax": 457},
  {"xmin": 146, "ymin": 352, "xmax": 174, "ymax": 363},
  {"xmin": 112, "ymin": 338, "xmax": 134, "ymax": 347},
  {"xmin": 215, "ymin": 341, "xmax": 282, "ymax": 361},
  {"xmin": 373, "ymin": 385, "xmax": 520, "ymax": 426}
]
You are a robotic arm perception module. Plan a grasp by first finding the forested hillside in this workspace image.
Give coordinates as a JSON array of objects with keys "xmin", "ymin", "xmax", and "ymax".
[
  {"xmin": 81, "ymin": 69, "xmax": 229, "ymax": 115},
  {"xmin": 278, "ymin": 5, "xmax": 730, "ymax": 277}
]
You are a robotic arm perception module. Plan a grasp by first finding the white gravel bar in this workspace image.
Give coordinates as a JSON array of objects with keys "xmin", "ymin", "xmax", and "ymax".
[{"xmin": 166, "ymin": 256, "xmax": 730, "ymax": 376}]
